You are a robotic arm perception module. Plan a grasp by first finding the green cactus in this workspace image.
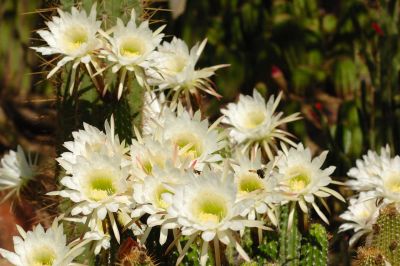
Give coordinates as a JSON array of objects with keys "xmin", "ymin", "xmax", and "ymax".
[
  {"xmin": 367, "ymin": 204, "xmax": 400, "ymax": 265},
  {"xmin": 257, "ymin": 232, "xmax": 279, "ymax": 263},
  {"xmin": 59, "ymin": 0, "xmax": 143, "ymax": 25},
  {"xmin": 279, "ymin": 204, "xmax": 302, "ymax": 266},
  {"xmin": 299, "ymin": 224, "xmax": 328, "ymax": 266}
]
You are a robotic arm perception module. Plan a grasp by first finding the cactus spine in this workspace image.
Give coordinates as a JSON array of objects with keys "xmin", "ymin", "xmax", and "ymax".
[{"xmin": 354, "ymin": 247, "xmax": 386, "ymax": 266}]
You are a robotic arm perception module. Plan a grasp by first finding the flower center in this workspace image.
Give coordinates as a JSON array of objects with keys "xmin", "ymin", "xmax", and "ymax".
[
  {"xmin": 86, "ymin": 172, "xmax": 116, "ymax": 201},
  {"xmin": 194, "ymin": 192, "xmax": 227, "ymax": 224},
  {"xmin": 65, "ymin": 26, "xmax": 88, "ymax": 52},
  {"xmin": 142, "ymin": 159, "xmax": 153, "ymax": 175},
  {"xmin": 243, "ymin": 111, "xmax": 266, "ymax": 129},
  {"xmin": 32, "ymin": 246, "xmax": 56, "ymax": 266},
  {"xmin": 119, "ymin": 37, "xmax": 145, "ymax": 57},
  {"xmin": 154, "ymin": 185, "xmax": 172, "ymax": 209},
  {"xmin": 288, "ymin": 171, "xmax": 311, "ymax": 192},
  {"xmin": 173, "ymin": 132, "xmax": 203, "ymax": 159},
  {"xmin": 238, "ymin": 172, "xmax": 265, "ymax": 193},
  {"xmin": 166, "ymin": 55, "xmax": 187, "ymax": 73},
  {"xmin": 359, "ymin": 209, "xmax": 371, "ymax": 219},
  {"xmin": 386, "ymin": 175, "xmax": 400, "ymax": 193}
]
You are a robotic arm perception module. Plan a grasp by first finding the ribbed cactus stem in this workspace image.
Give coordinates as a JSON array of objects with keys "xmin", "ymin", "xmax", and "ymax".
[
  {"xmin": 300, "ymin": 223, "xmax": 328, "ymax": 266},
  {"xmin": 368, "ymin": 204, "xmax": 400, "ymax": 265},
  {"xmin": 59, "ymin": 0, "xmax": 143, "ymax": 24},
  {"xmin": 279, "ymin": 204, "xmax": 302, "ymax": 266}
]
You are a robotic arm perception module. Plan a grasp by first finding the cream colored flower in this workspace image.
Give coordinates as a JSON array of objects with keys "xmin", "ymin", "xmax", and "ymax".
[
  {"xmin": 147, "ymin": 37, "xmax": 227, "ymax": 104},
  {"xmin": 231, "ymin": 151, "xmax": 279, "ymax": 225},
  {"xmin": 0, "ymin": 219, "xmax": 87, "ymax": 266},
  {"xmin": 31, "ymin": 4, "xmax": 101, "ymax": 92},
  {"xmin": 347, "ymin": 146, "xmax": 391, "ymax": 192},
  {"xmin": 102, "ymin": 9, "xmax": 164, "ymax": 98},
  {"xmin": 132, "ymin": 167, "xmax": 189, "ymax": 245},
  {"xmin": 274, "ymin": 143, "xmax": 344, "ymax": 225},
  {"xmin": 221, "ymin": 89, "xmax": 301, "ymax": 159},
  {"xmin": 0, "ymin": 146, "xmax": 37, "ymax": 200},
  {"xmin": 164, "ymin": 168, "xmax": 265, "ymax": 265},
  {"xmin": 57, "ymin": 117, "xmax": 129, "ymax": 174},
  {"xmin": 50, "ymin": 153, "xmax": 132, "ymax": 243},
  {"xmin": 130, "ymin": 136, "xmax": 182, "ymax": 180},
  {"xmin": 339, "ymin": 192, "xmax": 381, "ymax": 246},
  {"xmin": 347, "ymin": 145, "xmax": 400, "ymax": 204},
  {"xmin": 161, "ymin": 105, "xmax": 226, "ymax": 171}
]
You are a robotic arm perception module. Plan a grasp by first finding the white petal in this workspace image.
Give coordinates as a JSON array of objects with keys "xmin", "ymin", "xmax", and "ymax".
[{"xmin": 201, "ymin": 231, "xmax": 216, "ymax": 242}]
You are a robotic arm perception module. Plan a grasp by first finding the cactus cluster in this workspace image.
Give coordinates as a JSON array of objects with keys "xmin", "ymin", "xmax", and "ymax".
[
  {"xmin": 276, "ymin": 205, "xmax": 328, "ymax": 266},
  {"xmin": 357, "ymin": 204, "xmax": 400, "ymax": 265}
]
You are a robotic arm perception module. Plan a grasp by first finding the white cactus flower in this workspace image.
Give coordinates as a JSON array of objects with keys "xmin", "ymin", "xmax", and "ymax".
[
  {"xmin": 0, "ymin": 219, "xmax": 88, "ymax": 266},
  {"xmin": 347, "ymin": 146, "xmax": 391, "ymax": 192},
  {"xmin": 273, "ymin": 143, "xmax": 344, "ymax": 225},
  {"xmin": 339, "ymin": 192, "xmax": 381, "ymax": 246},
  {"xmin": 164, "ymin": 168, "xmax": 266, "ymax": 266},
  {"xmin": 31, "ymin": 4, "xmax": 101, "ymax": 92},
  {"xmin": 49, "ymin": 152, "xmax": 132, "ymax": 243},
  {"xmin": 132, "ymin": 167, "xmax": 190, "ymax": 245},
  {"xmin": 102, "ymin": 9, "xmax": 165, "ymax": 98},
  {"xmin": 231, "ymin": 151, "xmax": 279, "ymax": 225},
  {"xmin": 147, "ymin": 37, "xmax": 227, "ymax": 104},
  {"xmin": 221, "ymin": 89, "xmax": 301, "ymax": 159},
  {"xmin": 0, "ymin": 146, "xmax": 37, "ymax": 200},
  {"xmin": 160, "ymin": 105, "xmax": 226, "ymax": 171},
  {"xmin": 57, "ymin": 117, "xmax": 129, "ymax": 174},
  {"xmin": 347, "ymin": 145, "xmax": 400, "ymax": 205}
]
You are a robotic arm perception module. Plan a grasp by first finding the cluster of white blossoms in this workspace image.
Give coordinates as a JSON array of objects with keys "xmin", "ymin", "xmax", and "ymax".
[
  {"xmin": 32, "ymin": 4, "xmax": 226, "ymax": 101},
  {"xmin": 13, "ymin": 87, "xmax": 339, "ymax": 265},
  {"xmin": 0, "ymin": 4, "xmax": 346, "ymax": 266},
  {"xmin": 0, "ymin": 88, "xmax": 344, "ymax": 265},
  {"xmin": 340, "ymin": 145, "xmax": 400, "ymax": 245}
]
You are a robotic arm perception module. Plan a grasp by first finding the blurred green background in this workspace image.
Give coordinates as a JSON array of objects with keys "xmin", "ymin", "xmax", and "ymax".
[{"xmin": 1, "ymin": 0, "xmax": 400, "ymax": 264}]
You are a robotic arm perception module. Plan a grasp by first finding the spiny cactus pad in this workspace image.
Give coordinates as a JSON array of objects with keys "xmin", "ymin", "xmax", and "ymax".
[{"xmin": 369, "ymin": 204, "xmax": 400, "ymax": 265}]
